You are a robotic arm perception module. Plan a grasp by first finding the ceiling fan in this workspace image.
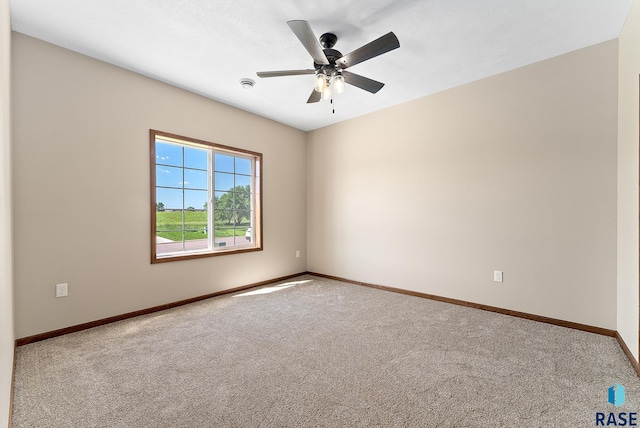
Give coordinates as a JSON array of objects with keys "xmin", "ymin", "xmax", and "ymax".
[{"xmin": 257, "ymin": 20, "xmax": 400, "ymax": 104}]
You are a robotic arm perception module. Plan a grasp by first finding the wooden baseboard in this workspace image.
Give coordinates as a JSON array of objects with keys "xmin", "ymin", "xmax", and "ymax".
[
  {"xmin": 16, "ymin": 272, "xmax": 307, "ymax": 346},
  {"xmin": 307, "ymin": 272, "xmax": 617, "ymax": 337},
  {"xmin": 615, "ymin": 332, "xmax": 640, "ymax": 376}
]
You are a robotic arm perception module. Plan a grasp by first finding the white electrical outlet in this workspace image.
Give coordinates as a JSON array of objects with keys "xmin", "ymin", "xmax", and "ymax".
[
  {"xmin": 55, "ymin": 283, "xmax": 68, "ymax": 298},
  {"xmin": 493, "ymin": 271, "xmax": 503, "ymax": 283},
  {"xmin": 296, "ymin": 250, "xmax": 301, "ymax": 258}
]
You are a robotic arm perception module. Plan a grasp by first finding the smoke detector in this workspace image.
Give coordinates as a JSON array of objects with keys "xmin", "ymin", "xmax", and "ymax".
[{"xmin": 240, "ymin": 78, "xmax": 255, "ymax": 89}]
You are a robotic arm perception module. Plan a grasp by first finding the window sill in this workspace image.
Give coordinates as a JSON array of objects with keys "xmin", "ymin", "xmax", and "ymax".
[{"xmin": 152, "ymin": 245, "xmax": 263, "ymax": 264}]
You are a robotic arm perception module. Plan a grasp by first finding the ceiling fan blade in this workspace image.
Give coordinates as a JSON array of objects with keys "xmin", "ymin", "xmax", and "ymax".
[
  {"xmin": 257, "ymin": 69, "xmax": 315, "ymax": 78},
  {"xmin": 336, "ymin": 32, "xmax": 400, "ymax": 69},
  {"xmin": 287, "ymin": 20, "xmax": 329, "ymax": 65},
  {"xmin": 342, "ymin": 71, "xmax": 385, "ymax": 94},
  {"xmin": 307, "ymin": 89, "xmax": 321, "ymax": 103}
]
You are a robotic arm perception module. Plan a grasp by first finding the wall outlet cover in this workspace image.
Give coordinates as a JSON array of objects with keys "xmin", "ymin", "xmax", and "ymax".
[{"xmin": 56, "ymin": 283, "xmax": 68, "ymax": 297}]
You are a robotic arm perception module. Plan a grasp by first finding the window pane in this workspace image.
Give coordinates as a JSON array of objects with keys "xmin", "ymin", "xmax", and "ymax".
[
  {"xmin": 157, "ymin": 241, "xmax": 182, "ymax": 255},
  {"xmin": 240, "ymin": 227, "xmax": 253, "ymax": 244},
  {"xmin": 236, "ymin": 226, "xmax": 251, "ymax": 244},
  {"xmin": 156, "ymin": 165, "xmax": 183, "ymax": 188},
  {"xmin": 184, "ymin": 239, "xmax": 209, "ymax": 252},
  {"xmin": 157, "ymin": 188, "xmax": 183, "ymax": 210},
  {"xmin": 213, "ymin": 189, "xmax": 229, "ymax": 226},
  {"xmin": 184, "ymin": 169, "xmax": 208, "ymax": 190},
  {"xmin": 214, "ymin": 172, "xmax": 234, "ymax": 191},
  {"xmin": 233, "ymin": 189, "xmax": 251, "ymax": 211},
  {"xmin": 215, "ymin": 208, "xmax": 234, "ymax": 227},
  {"xmin": 235, "ymin": 157, "xmax": 251, "ymax": 175},
  {"xmin": 235, "ymin": 210, "xmax": 251, "ymax": 226},
  {"xmin": 156, "ymin": 141, "xmax": 182, "ymax": 167},
  {"xmin": 214, "ymin": 190, "xmax": 228, "ymax": 201},
  {"xmin": 156, "ymin": 210, "xmax": 183, "ymax": 233},
  {"xmin": 235, "ymin": 174, "xmax": 251, "ymax": 188},
  {"xmin": 214, "ymin": 154, "xmax": 234, "ymax": 173},
  {"xmin": 184, "ymin": 190, "xmax": 208, "ymax": 212},
  {"xmin": 156, "ymin": 210, "xmax": 184, "ymax": 244},
  {"xmin": 184, "ymin": 209, "xmax": 208, "ymax": 246},
  {"xmin": 214, "ymin": 227, "xmax": 235, "ymax": 248},
  {"xmin": 184, "ymin": 147, "xmax": 207, "ymax": 170}
]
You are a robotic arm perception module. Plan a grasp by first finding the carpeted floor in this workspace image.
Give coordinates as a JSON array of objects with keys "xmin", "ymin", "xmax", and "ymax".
[{"xmin": 12, "ymin": 275, "xmax": 640, "ymax": 427}]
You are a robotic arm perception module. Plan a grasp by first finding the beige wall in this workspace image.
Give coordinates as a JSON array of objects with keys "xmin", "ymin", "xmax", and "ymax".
[
  {"xmin": 11, "ymin": 33, "xmax": 307, "ymax": 339},
  {"xmin": 308, "ymin": 41, "xmax": 619, "ymax": 329},
  {"xmin": 618, "ymin": 0, "xmax": 640, "ymax": 360},
  {"xmin": 0, "ymin": 0, "xmax": 13, "ymax": 425}
]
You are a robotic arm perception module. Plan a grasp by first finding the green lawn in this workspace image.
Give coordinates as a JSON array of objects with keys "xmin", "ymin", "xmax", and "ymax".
[{"xmin": 156, "ymin": 211, "xmax": 249, "ymax": 241}]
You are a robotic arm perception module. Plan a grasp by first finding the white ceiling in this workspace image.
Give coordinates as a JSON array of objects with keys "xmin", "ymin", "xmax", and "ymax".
[{"xmin": 9, "ymin": 0, "xmax": 634, "ymax": 131}]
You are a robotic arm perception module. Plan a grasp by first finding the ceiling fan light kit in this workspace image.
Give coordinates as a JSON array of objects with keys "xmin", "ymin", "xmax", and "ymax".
[
  {"xmin": 333, "ymin": 74, "xmax": 345, "ymax": 93},
  {"xmin": 315, "ymin": 70, "xmax": 345, "ymax": 102},
  {"xmin": 314, "ymin": 73, "xmax": 326, "ymax": 92},
  {"xmin": 257, "ymin": 20, "xmax": 399, "ymax": 108}
]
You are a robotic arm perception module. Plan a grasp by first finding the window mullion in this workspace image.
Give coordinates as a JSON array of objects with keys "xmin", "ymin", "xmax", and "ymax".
[
  {"xmin": 208, "ymin": 150, "xmax": 214, "ymax": 250},
  {"xmin": 250, "ymin": 158, "xmax": 255, "ymax": 245},
  {"xmin": 232, "ymin": 163, "xmax": 236, "ymax": 246},
  {"xmin": 182, "ymin": 146, "xmax": 186, "ymax": 252}
]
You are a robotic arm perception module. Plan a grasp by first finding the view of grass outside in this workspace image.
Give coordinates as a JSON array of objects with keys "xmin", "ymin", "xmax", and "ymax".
[{"xmin": 156, "ymin": 210, "xmax": 249, "ymax": 241}]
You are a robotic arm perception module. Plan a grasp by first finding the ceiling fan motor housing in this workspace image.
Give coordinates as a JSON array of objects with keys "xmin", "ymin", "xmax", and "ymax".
[
  {"xmin": 315, "ymin": 32, "xmax": 342, "ymax": 73},
  {"xmin": 320, "ymin": 32, "xmax": 337, "ymax": 48},
  {"xmin": 315, "ymin": 48, "xmax": 343, "ymax": 70}
]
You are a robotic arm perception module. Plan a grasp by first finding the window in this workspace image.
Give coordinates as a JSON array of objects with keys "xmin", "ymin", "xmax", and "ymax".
[{"xmin": 150, "ymin": 130, "xmax": 262, "ymax": 263}]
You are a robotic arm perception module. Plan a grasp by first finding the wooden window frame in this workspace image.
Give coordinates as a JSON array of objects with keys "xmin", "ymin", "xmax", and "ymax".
[{"xmin": 150, "ymin": 129, "xmax": 263, "ymax": 263}]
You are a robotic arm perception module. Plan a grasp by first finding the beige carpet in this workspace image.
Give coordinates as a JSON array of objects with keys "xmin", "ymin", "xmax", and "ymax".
[{"xmin": 12, "ymin": 274, "xmax": 640, "ymax": 427}]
